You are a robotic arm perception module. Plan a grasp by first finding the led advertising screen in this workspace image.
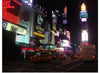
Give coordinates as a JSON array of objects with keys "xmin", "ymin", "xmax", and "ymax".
[
  {"xmin": 81, "ymin": 3, "xmax": 86, "ymax": 11},
  {"xmin": 81, "ymin": 18, "xmax": 87, "ymax": 22},
  {"xmin": 52, "ymin": 11, "xmax": 57, "ymax": 30},
  {"xmin": 37, "ymin": 15, "xmax": 43, "ymax": 26},
  {"xmin": 62, "ymin": 40, "xmax": 70, "ymax": 47},
  {"xmin": 50, "ymin": 45, "xmax": 55, "ymax": 50},
  {"xmin": 63, "ymin": 20, "xmax": 67, "ymax": 24},
  {"xmin": 16, "ymin": 3, "xmax": 33, "ymax": 44},
  {"xmin": 40, "ymin": 32, "xmax": 52, "ymax": 44},
  {"xmin": 80, "ymin": 11, "xmax": 88, "ymax": 18},
  {"xmin": 3, "ymin": 0, "xmax": 22, "ymax": 24},
  {"xmin": 34, "ymin": 13, "xmax": 45, "ymax": 38},
  {"xmin": 81, "ymin": 30, "xmax": 88, "ymax": 42},
  {"xmin": 16, "ymin": 32, "xmax": 30, "ymax": 44},
  {"xmin": 62, "ymin": 13, "xmax": 67, "ymax": 24}
]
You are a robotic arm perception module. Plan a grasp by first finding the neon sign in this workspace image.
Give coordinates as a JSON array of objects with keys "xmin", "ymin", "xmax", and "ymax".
[
  {"xmin": 12, "ymin": 0, "xmax": 22, "ymax": 6},
  {"xmin": 3, "ymin": 0, "xmax": 22, "ymax": 24},
  {"xmin": 3, "ymin": 0, "xmax": 15, "ymax": 8},
  {"xmin": 3, "ymin": 0, "xmax": 21, "ymax": 9},
  {"xmin": 81, "ymin": 3, "xmax": 86, "ymax": 11}
]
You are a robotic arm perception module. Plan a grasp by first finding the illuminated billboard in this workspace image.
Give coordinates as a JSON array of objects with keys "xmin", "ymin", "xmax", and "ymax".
[
  {"xmin": 16, "ymin": 2, "xmax": 33, "ymax": 44},
  {"xmin": 40, "ymin": 32, "xmax": 52, "ymax": 44},
  {"xmin": 22, "ymin": 0, "xmax": 33, "ymax": 7},
  {"xmin": 81, "ymin": 18, "xmax": 87, "ymax": 22},
  {"xmin": 2, "ymin": 0, "xmax": 22, "ymax": 24},
  {"xmin": 80, "ymin": 3, "xmax": 88, "ymax": 22},
  {"xmin": 34, "ymin": 13, "xmax": 45, "ymax": 38},
  {"xmin": 37, "ymin": 15, "xmax": 43, "ymax": 26},
  {"xmin": 81, "ymin": 30, "xmax": 88, "ymax": 42},
  {"xmin": 63, "ymin": 20, "xmax": 67, "ymax": 24},
  {"xmin": 50, "ymin": 45, "xmax": 55, "ymax": 50},
  {"xmin": 62, "ymin": 13, "xmax": 67, "ymax": 24},
  {"xmin": 64, "ymin": 6, "xmax": 67, "ymax": 14},
  {"xmin": 52, "ymin": 11, "xmax": 57, "ymax": 30},
  {"xmin": 2, "ymin": 20, "xmax": 27, "ymax": 35},
  {"xmin": 80, "ymin": 11, "xmax": 88, "ymax": 18},
  {"xmin": 67, "ymin": 31, "xmax": 70, "ymax": 41},
  {"xmin": 81, "ymin": 3, "xmax": 86, "ymax": 11},
  {"xmin": 62, "ymin": 40, "xmax": 70, "ymax": 47}
]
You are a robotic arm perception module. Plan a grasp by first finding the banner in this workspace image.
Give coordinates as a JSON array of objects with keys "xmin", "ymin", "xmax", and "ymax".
[{"xmin": 2, "ymin": 20, "xmax": 26, "ymax": 35}]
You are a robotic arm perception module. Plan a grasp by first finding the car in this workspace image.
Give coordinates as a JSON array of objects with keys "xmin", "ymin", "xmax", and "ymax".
[
  {"xmin": 49, "ymin": 54, "xmax": 56, "ymax": 60},
  {"xmin": 31, "ymin": 52, "xmax": 51, "ymax": 63},
  {"xmin": 73, "ymin": 54, "xmax": 83, "ymax": 59},
  {"xmin": 58, "ymin": 54, "xmax": 65, "ymax": 60}
]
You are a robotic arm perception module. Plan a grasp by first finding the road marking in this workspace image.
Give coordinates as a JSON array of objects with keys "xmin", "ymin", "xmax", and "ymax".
[
  {"xmin": 64, "ymin": 62, "xmax": 84, "ymax": 71},
  {"xmin": 41, "ymin": 59, "xmax": 81, "ymax": 71}
]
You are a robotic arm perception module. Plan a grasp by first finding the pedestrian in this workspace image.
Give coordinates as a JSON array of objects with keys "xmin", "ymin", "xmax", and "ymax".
[{"xmin": 71, "ymin": 52, "xmax": 74, "ymax": 60}]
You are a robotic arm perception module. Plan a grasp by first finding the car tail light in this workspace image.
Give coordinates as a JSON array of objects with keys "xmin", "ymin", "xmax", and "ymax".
[
  {"xmin": 82, "ymin": 56, "xmax": 84, "ymax": 59},
  {"xmin": 92, "ymin": 56, "xmax": 95, "ymax": 59},
  {"xmin": 30, "ymin": 57, "xmax": 33, "ymax": 59},
  {"xmin": 38, "ymin": 57, "xmax": 40, "ymax": 59}
]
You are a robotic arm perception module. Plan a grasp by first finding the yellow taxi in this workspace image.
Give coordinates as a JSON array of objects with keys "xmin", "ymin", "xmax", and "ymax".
[
  {"xmin": 73, "ymin": 54, "xmax": 83, "ymax": 59},
  {"xmin": 31, "ymin": 52, "xmax": 51, "ymax": 63},
  {"xmin": 58, "ymin": 54, "xmax": 66, "ymax": 60}
]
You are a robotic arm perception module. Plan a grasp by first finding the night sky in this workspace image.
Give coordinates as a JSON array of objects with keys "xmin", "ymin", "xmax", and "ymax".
[{"xmin": 34, "ymin": 0, "xmax": 98, "ymax": 48}]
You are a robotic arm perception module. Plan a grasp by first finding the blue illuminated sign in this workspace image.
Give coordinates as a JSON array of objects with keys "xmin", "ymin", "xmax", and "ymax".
[{"xmin": 2, "ymin": 21, "xmax": 8, "ymax": 30}]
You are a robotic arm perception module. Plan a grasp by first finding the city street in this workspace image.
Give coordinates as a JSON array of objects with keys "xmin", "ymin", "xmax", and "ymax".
[
  {"xmin": 2, "ymin": 0, "xmax": 98, "ymax": 72},
  {"xmin": 3, "ymin": 57, "xmax": 97, "ymax": 72}
]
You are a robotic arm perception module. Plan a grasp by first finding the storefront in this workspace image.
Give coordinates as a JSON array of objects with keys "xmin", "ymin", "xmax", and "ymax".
[{"xmin": 21, "ymin": 47, "xmax": 39, "ymax": 59}]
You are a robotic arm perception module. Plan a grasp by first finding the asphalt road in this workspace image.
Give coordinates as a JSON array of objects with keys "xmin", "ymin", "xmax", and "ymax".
[{"xmin": 3, "ymin": 57, "xmax": 98, "ymax": 72}]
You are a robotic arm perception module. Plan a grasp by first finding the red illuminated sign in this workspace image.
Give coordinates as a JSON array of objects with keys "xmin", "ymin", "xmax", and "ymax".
[
  {"xmin": 29, "ymin": 48, "xmax": 33, "ymax": 50},
  {"xmin": 3, "ymin": 9, "xmax": 19, "ymax": 24},
  {"xmin": 2, "ymin": 0, "xmax": 22, "ymax": 24},
  {"xmin": 35, "ymin": 49, "xmax": 39, "ymax": 51},
  {"xmin": 12, "ymin": 0, "xmax": 22, "ymax": 6},
  {"xmin": 3, "ymin": 0, "xmax": 21, "ymax": 8},
  {"xmin": 3, "ymin": 0, "xmax": 15, "ymax": 8},
  {"xmin": 21, "ymin": 47, "xmax": 28, "ymax": 50},
  {"xmin": 82, "ymin": 42, "xmax": 88, "ymax": 45}
]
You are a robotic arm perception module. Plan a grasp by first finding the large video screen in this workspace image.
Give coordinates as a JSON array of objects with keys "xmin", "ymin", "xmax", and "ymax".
[
  {"xmin": 37, "ymin": 15, "xmax": 43, "ymax": 26},
  {"xmin": 62, "ymin": 40, "xmax": 70, "ymax": 47},
  {"xmin": 81, "ymin": 30, "xmax": 88, "ymax": 42},
  {"xmin": 40, "ymin": 32, "xmax": 52, "ymax": 44},
  {"xmin": 34, "ymin": 13, "xmax": 45, "ymax": 37}
]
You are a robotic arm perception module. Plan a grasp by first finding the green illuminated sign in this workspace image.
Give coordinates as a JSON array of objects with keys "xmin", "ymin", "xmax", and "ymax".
[
  {"xmin": 50, "ymin": 45, "xmax": 55, "ymax": 49},
  {"xmin": 80, "ymin": 11, "xmax": 87, "ymax": 18}
]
